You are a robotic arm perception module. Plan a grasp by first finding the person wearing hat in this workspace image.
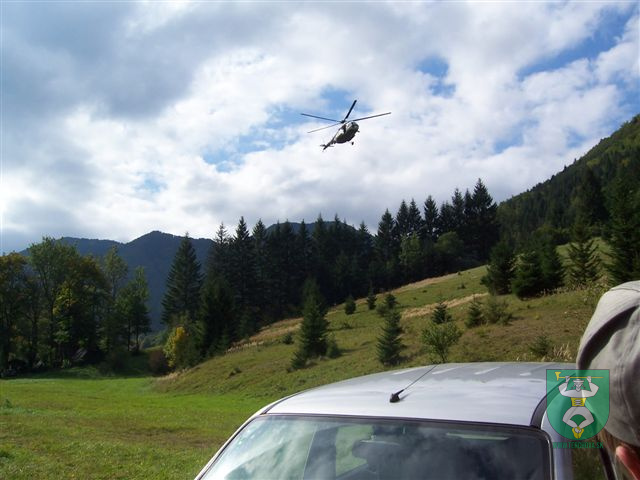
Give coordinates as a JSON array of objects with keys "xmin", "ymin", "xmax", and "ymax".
[{"xmin": 577, "ymin": 281, "xmax": 640, "ymax": 479}]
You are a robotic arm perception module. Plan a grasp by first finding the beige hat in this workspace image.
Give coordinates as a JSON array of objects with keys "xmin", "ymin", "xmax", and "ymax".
[{"xmin": 577, "ymin": 281, "xmax": 640, "ymax": 447}]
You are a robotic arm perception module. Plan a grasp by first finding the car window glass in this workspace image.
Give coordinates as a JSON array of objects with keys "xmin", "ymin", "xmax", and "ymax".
[{"xmin": 201, "ymin": 416, "xmax": 552, "ymax": 480}]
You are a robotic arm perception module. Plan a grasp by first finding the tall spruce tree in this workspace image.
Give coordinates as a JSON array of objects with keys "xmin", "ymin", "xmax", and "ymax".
[
  {"xmin": 229, "ymin": 217, "xmax": 256, "ymax": 312},
  {"xmin": 376, "ymin": 307, "xmax": 404, "ymax": 366},
  {"xmin": 606, "ymin": 175, "xmax": 640, "ymax": 284},
  {"xmin": 199, "ymin": 273, "xmax": 236, "ymax": 355},
  {"xmin": 482, "ymin": 240, "xmax": 516, "ymax": 295},
  {"xmin": 291, "ymin": 292, "xmax": 329, "ymax": 369},
  {"xmin": 511, "ymin": 250, "xmax": 544, "ymax": 299},
  {"xmin": 540, "ymin": 240, "xmax": 565, "ymax": 292},
  {"xmin": 566, "ymin": 220, "xmax": 601, "ymax": 287},
  {"xmin": 423, "ymin": 195, "xmax": 439, "ymax": 241},
  {"xmin": 162, "ymin": 235, "xmax": 203, "ymax": 326}
]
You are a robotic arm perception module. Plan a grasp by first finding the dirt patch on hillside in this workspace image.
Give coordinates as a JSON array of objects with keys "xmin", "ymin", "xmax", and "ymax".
[
  {"xmin": 402, "ymin": 293, "xmax": 488, "ymax": 320},
  {"xmin": 392, "ymin": 273, "xmax": 458, "ymax": 293}
]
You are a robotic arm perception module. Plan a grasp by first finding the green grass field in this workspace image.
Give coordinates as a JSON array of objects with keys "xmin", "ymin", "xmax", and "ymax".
[
  {"xmin": 1, "ymin": 265, "xmax": 610, "ymax": 479},
  {"xmin": 0, "ymin": 376, "xmax": 265, "ymax": 479}
]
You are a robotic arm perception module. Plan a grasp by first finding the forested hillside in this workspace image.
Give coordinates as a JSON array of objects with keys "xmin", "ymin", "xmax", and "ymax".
[{"xmin": 498, "ymin": 115, "xmax": 640, "ymax": 246}]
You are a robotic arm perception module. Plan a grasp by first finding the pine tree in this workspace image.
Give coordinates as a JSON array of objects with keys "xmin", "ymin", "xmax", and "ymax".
[
  {"xmin": 407, "ymin": 199, "xmax": 424, "ymax": 236},
  {"xmin": 606, "ymin": 175, "xmax": 640, "ymax": 284},
  {"xmin": 395, "ymin": 200, "xmax": 411, "ymax": 238},
  {"xmin": 540, "ymin": 240, "xmax": 564, "ymax": 292},
  {"xmin": 291, "ymin": 295, "xmax": 329, "ymax": 369},
  {"xmin": 567, "ymin": 220, "xmax": 600, "ymax": 287},
  {"xmin": 511, "ymin": 250, "xmax": 544, "ymax": 299},
  {"xmin": 467, "ymin": 179, "xmax": 499, "ymax": 261},
  {"xmin": 376, "ymin": 307, "xmax": 404, "ymax": 366},
  {"xmin": 344, "ymin": 295, "xmax": 356, "ymax": 315},
  {"xmin": 431, "ymin": 300, "xmax": 452, "ymax": 324},
  {"xmin": 366, "ymin": 285, "xmax": 377, "ymax": 310},
  {"xmin": 423, "ymin": 195, "xmax": 439, "ymax": 241},
  {"xmin": 482, "ymin": 240, "xmax": 516, "ymax": 295},
  {"xmin": 162, "ymin": 235, "xmax": 203, "ymax": 326},
  {"xmin": 229, "ymin": 217, "xmax": 257, "ymax": 311},
  {"xmin": 465, "ymin": 296, "xmax": 484, "ymax": 328},
  {"xmin": 199, "ymin": 273, "xmax": 236, "ymax": 355}
]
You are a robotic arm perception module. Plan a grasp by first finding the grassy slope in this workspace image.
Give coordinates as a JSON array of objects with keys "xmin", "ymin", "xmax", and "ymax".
[
  {"xmin": 1, "ymin": 262, "xmax": 610, "ymax": 479},
  {"xmin": 156, "ymin": 266, "xmax": 607, "ymax": 400}
]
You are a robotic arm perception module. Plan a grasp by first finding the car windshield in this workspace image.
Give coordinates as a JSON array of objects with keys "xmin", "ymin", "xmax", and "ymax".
[{"xmin": 200, "ymin": 415, "xmax": 552, "ymax": 479}]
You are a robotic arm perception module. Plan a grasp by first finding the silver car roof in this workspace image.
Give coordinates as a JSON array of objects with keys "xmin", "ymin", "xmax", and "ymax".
[{"xmin": 266, "ymin": 362, "xmax": 575, "ymax": 426}]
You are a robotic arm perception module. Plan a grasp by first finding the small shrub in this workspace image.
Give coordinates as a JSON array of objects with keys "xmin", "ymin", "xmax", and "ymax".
[
  {"xmin": 326, "ymin": 335, "xmax": 341, "ymax": 359},
  {"xmin": 529, "ymin": 334, "xmax": 553, "ymax": 358},
  {"xmin": 483, "ymin": 295, "xmax": 513, "ymax": 325},
  {"xmin": 465, "ymin": 296, "xmax": 484, "ymax": 328},
  {"xmin": 366, "ymin": 288, "xmax": 377, "ymax": 310},
  {"xmin": 376, "ymin": 293, "xmax": 398, "ymax": 317},
  {"xmin": 422, "ymin": 321, "xmax": 462, "ymax": 363},
  {"xmin": 281, "ymin": 332, "xmax": 294, "ymax": 345},
  {"xmin": 431, "ymin": 300, "xmax": 452, "ymax": 324},
  {"xmin": 344, "ymin": 295, "xmax": 356, "ymax": 315}
]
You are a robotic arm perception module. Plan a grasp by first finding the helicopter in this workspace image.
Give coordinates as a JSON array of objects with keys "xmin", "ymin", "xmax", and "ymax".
[{"xmin": 301, "ymin": 100, "xmax": 390, "ymax": 151}]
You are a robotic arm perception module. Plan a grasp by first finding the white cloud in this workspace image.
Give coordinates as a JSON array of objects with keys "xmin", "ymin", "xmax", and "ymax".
[{"xmin": 1, "ymin": 1, "xmax": 638, "ymax": 253}]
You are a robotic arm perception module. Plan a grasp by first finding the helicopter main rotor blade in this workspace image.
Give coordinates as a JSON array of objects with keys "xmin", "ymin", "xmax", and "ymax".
[
  {"xmin": 307, "ymin": 122, "xmax": 342, "ymax": 133},
  {"xmin": 350, "ymin": 112, "xmax": 391, "ymax": 122},
  {"xmin": 301, "ymin": 113, "xmax": 341, "ymax": 123},
  {"xmin": 342, "ymin": 99, "xmax": 357, "ymax": 122}
]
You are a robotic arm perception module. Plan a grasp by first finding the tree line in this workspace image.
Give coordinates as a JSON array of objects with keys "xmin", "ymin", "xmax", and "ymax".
[{"xmin": 160, "ymin": 179, "xmax": 500, "ymax": 368}]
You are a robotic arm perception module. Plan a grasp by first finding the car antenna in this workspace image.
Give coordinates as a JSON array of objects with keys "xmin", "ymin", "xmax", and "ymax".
[{"xmin": 389, "ymin": 365, "xmax": 437, "ymax": 403}]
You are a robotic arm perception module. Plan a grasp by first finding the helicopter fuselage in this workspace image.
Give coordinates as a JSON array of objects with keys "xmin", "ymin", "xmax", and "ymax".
[{"xmin": 332, "ymin": 121, "xmax": 359, "ymax": 144}]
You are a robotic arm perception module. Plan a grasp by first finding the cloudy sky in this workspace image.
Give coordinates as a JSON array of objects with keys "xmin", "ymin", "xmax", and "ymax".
[{"xmin": 2, "ymin": 1, "xmax": 639, "ymax": 253}]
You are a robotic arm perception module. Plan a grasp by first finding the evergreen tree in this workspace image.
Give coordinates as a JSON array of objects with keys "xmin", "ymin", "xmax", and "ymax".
[
  {"xmin": 540, "ymin": 240, "xmax": 565, "ymax": 292},
  {"xmin": 375, "ymin": 210, "xmax": 399, "ymax": 288},
  {"xmin": 438, "ymin": 201, "xmax": 455, "ymax": 235},
  {"xmin": 344, "ymin": 295, "xmax": 356, "ymax": 315},
  {"xmin": 252, "ymin": 220, "xmax": 270, "ymax": 320},
  {"xmin": 229, "ymin": 217, "xmax": 257, "ymax": 312},
  {"xmin": 395, "ymin": 200, "xmax": 410, "ymax": 238},
  {"xmin": 376, "ymin": 307, "xmax": 404, "ymax": 366},
  {"xmin": 465, "ymin": 295, "xmax": 484, "ymax": 328},
  {"xmin": 605, "ymin": 174, "xmax": 640, "ymax": 284},
  {"xmin": 366, "ymin": 285, "xmax": 377, "ymax": 310},
  {"xmin": 450, "ymin": 188, "xmax": 466, "ymax": 236},
  {"xmin": 199, "ymin": 273, "xmax": 236, "ymax": 355},
  {"xmin": 399, "ymin": 233, "xmax": 425, "ymax": 282},
  {"xmin": 482, "ymin": 240, "xmax": 516, "ymax": 295},
  {"xmin": 511, "ymin": 250, "xmax": 544, "ymax": 299},
  {"xmin": 407, "ymin": 199, "xmax": 424, "ymax": 236},
  {"xmin": 291, "ymin": 294, "xmax": 329, "ymax": 369},
  {"xmin": 297, "ymin": 220, "xmax": 314, "ymax": 282},
  {"xmin": 467, "ymin": 179, "xmax": 499, "ymax": 261},
  {"xmin": 162, "ymin": 235, "xmax": 203, "ymax": 326},
  {"xmin": 566, "ymin": 220, "xmax": 601, "ymax": 287},
  {"xmin": 431, "ymin": 300, "xmax": 452, "ymax": 324},
  {"xmin": 573, "ymin": 167, "xmax": 607, "ymax": 230},
  {"xmin": 423, "ymin": 195, "xmax": 440, "ymax": 242}
]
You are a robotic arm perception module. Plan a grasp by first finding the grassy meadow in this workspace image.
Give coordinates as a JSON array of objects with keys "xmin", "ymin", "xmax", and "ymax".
[{"xmin": 1, "ymin": 265, "xmax": 610, "ymax": 479}]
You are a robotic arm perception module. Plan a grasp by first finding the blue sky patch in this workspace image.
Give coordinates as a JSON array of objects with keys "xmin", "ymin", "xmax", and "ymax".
[{"xmin": 518, "ymin": 7, "xmax": 633, "ymax": 80}]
